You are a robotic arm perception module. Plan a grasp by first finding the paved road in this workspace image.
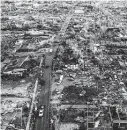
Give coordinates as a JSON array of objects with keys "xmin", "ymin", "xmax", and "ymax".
[
  {"xmin": 35, "ymin": 55, "xmax": 53, "ymax": 130},
  {"xmin": 35, "ymin": 4, "xmax": 76, "ymax": 130}
]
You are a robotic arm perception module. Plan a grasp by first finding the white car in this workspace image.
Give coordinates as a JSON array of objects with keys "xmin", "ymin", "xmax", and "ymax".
[
  {"xmin": 49, "ymin": 49, "xmax": 53, "ymax": 53},
  {"xmin": 57, "ymin": 91, "xmax": 61, "ymax": 94},
  {"xmin": 39, "ymin": 106, "xmax": 44, "ymax": 117},
  {"xmin": 57, "ymin": 75, "xmax": 63, "ymax": 85}
]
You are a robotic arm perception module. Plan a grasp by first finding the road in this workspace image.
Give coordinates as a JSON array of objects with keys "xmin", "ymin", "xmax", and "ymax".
[
  {"xmin": 35, "ymin": 4, "xmax": 76, "ymax": 130},
  {"xmin": 35, "ymin": 55, "xmax": 53, "ymax": 130}
]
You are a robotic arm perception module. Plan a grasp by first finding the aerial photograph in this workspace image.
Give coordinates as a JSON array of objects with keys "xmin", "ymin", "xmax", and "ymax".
[{"xmin": 1, "ymin": 0, "xmax": 127, "ymax": 130}]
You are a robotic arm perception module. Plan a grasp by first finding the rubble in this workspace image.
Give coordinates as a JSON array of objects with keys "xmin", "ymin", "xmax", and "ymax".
[
  {"xmin": 1, "ymin": 82, "xmax": 32, "ymax": 97},
  {"xmin": 1, "ymin": 0, "xmax": 127, "ymax": 130},
  {"xmin": 50, "ymin": 1, "xmax": 127, "ymax": 130}
]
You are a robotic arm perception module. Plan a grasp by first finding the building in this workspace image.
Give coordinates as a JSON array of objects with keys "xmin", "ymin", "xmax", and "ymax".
[{"xmin": 2, "ymin": 56, "xmax": 38, "ymax": 78}]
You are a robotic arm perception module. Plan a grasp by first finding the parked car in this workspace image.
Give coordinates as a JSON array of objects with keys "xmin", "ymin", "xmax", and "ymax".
[
  {"xmin": 39, "ymin": 106, "xmax": 44, "ymax": 117},
  {"xmin": 57, "ymin": 75, "xmax": 63, "ymax": 85},
  {"xmin": 56, "ymin": 70, "xmax": 63, "ymax": 74},
  {"xmin": 56, "ymin": 91, "xmax": 61, "ymax": 94}
]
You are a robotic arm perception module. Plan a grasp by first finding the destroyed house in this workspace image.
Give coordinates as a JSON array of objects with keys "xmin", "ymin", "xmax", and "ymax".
[
  {"xmin": 17, "ymin": 44, "xmax": 37, "ymax": 52},
  {"xmin": 59, "ymin": 105, "xmax": 101, "ymax": 129},
  {"xmin": 37, "ymin": 43, "xmax": 52, "ymax": 53},
  {"xmin": 74, "ymin": 8, "xmax": 84, "ymax": 14},
  {"xmin": 103, "ymin": 27, "xmax": 121, "ymax": 38},
  {"xmin": 105, "ymin": 41, "xmax": 127, "ymax": 48},
  {"xmin": 112, "ymin": 120, "xmax": 127, "ymax": 130},
  {"xmin": 2, "ymin": 68, "xmax": 28, "ymax": 77},
  {"xmin": 42, "ymin": 43, "xmax": 51, "ymax": 48},
  {"xmin": 37, "ymin": 48, "xmax": 52, "ymax": 55},
  {"xmin": 2, "ymin": 56, "xmax": 37, "ymax": 77},
  {"xmin": 1, "ymin": 62, "xmax": 7, "ymax": 73},
  {"xmin": 109, "ymin": 106, "xmax": 127, "ymax": 129},
  {"xmin": 65, "ymin": 64, "xmax": 79, "ymax": 70},
  {"xmin": 104, "ymin": 27, "xmax": 127, "ymax": 41}
]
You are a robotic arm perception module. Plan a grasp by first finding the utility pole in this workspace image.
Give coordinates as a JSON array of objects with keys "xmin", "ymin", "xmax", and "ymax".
[
  {"xmin": 26, "ymin": 58, "xmax": 43, "ymax": 130},
  {"xmin": 87, "ymin": 105, "xmax": 88, "ymax": 130},
  {"xmin": 21, "ymin": 107, "xmax": 23, "ymax": 129}
]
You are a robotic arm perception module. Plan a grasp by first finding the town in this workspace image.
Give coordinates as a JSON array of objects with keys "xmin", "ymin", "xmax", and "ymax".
[{"xmin": 1, "ymin": 0, "xmax": 127, "ymax": 130}]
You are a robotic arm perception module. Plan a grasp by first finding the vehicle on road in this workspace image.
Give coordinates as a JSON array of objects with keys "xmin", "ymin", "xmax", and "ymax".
[
  {"xmin": 56, "ymin": 70, "xmax": 63, "ymax": 74},
  {"xmin": 39, "ymin": 106, "xmax": 44, "ymax": 117},
  {"xmin": 57, "ymin": 75, "xmax": 63, "ymax": 85},
  {"xmin": 69, "ymin": 73, "xmax": 76, "ymax": 78},
  {"xmin": 49, "ymin": 48, "xmax": 53, "ymax": 53},
  {"xmin": 45, "ymin": 65, "xmax": 50, "ymax": 68},
  {"xmin": 56, "ymin": 91, "xmax": 61, "ymax": 94},
  {"xmin": 48, "ymin": 48, "xmax": 53, "ymax": 56},
  {"xmin": 45, "ymin": 55, "xmax": 53, "ymax": 68},
  {"xmin": 68, "ymin": 77, "xmax": 74, "ymax": 81}
]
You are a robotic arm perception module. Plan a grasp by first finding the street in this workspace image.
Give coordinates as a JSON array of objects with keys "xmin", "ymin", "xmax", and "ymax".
[
  {"xmin": 35, "ymin": 4, "xmax": 75, "ymax": 130},
  {"xmin": 2, "ymin": 1, "xmax": 127, "ymax": 130},
  {"xmin": 35, "ymin": 55, "xmax": 53, "ymax": 130}
]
